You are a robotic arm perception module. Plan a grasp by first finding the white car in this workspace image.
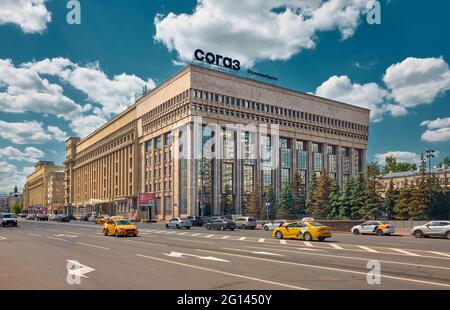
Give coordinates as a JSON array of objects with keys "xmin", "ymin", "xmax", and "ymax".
[
  {"xmin": 351, "ymin": 221, "xmax": 395, "ymax": 236},
  {"xmin": 262, "ymin": 220, "xmax": 287, "ymax": 231},
  {"xmin": 165, "ymin": 217, "xmax": 192, "ymax": 229},
  {"xmin": 411, "ymin": 221, "xmax": 450, "ymax": 239},
  {"xmin": 0, "ymin": 213, "xmax": 18, "ymax": 227}
]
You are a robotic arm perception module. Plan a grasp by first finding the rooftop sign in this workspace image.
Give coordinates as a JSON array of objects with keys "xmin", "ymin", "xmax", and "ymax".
[{"xmin": 194, "ymin": 49, "xmax": 240, "ymax": 71}]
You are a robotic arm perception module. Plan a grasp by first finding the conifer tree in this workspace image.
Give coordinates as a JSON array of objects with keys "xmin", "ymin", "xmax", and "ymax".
[
  {"xmin": 246, "ymin": 182, "xmax": 260, "ymax": 218},
  {"xmin": 261, "ymin": 186, "xmax": 276, "ymax": 220},
  {"xmin": 409, "ymin": 155, "xmax": 429, "ymax": 219},
  {"xmin": 290, "ymin": 171, "xmax": 306, "ymax": 214},
  {"xmin": 306, "ymin": 173, "xmax": 318, "ymax": 213},
  {"xmin": 327, "ymin": 179, "xmax": 341, "ymax": 219},
  {"xmin": 278, "ymin": 183, "xmax": 294, "ymax": 218},
  {"xmin": 310, "ymin": 173, "xmax": 332, "ymax": 219},
  {"xmin": 339, "ymin": 178, "xmax": 353, "ymax": 219},
  {"xmin": 384, "ymin": 179, "xmax": 398, "ymax": 220},
  {"xmin": 394, "ymin": 179, "xmax": 412, "ymax": 220},
  {"xmin": 350, "ymin": 172, "xmax": 366, "ymax": 219},
  {"xmin": 361, "ymin": 165, "xmax": 382, "ymax": 219}
]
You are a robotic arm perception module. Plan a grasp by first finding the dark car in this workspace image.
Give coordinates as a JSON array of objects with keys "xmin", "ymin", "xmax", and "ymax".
[
  {"xmin": 205, "ymin": 219, "xmax": 236, "ymax": 231},
  {"xmin": 36, "ymin": 214, "xmax": 49, "ymax": 221},
  {"xmin": 56, "ymin": 214, "xmax": 70, "ymax": 223},
  {"xmin": 79, "ymin": 215, "xmax": 90, "ymax": 222},
  {"xmin": 187, "ymin": 216, "xmax": 204, "ymax": 227}
]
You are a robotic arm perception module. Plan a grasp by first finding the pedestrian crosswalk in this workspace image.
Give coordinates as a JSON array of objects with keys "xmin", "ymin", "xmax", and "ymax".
[{"xmin": 137, "ymin": 228, "xmax": 450, "ymax": 259}]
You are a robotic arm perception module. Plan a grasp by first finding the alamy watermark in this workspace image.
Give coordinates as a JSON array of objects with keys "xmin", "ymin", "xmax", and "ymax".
[
  {"xmin": 67, "ymin": 0, "xmax": 81, "ymax": 25},
  {"xmin": 367, "ymin": 260, "xmax": 382, "ymax": 285}
]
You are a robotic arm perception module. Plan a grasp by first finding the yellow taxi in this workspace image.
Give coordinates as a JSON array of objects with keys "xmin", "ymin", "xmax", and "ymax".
[
  {"xmin": 103, "ymin": 219, "xmax": 138, "ymax": 237},
  {"xmin": 94, "ymin": 215, "xmax": 110, "ymax": 225},
  {"xmin": 272, "ymin": 221, "xmax": 331, "ymax": 241}
]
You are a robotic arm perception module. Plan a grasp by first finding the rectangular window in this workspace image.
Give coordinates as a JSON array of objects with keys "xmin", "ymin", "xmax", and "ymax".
[
  {"xmin": 146, "ymin": 140, "xmax": 153, "ymax": 152},
  {"xmin": 165, "ymin": 133, "xmax": 173, "ymax": 145},
  {"xmin": 156, "ymin": 136, "xmax": 162, "ymax": 149}
]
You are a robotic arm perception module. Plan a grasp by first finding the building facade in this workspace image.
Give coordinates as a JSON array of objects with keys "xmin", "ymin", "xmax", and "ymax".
[
  {"xmin": 65, "ymin": 65, "xmax": 370, "ymax": 220},
  {"xmin": 23, "ymin": 161, "xmax": 65, "ymax": 214}
]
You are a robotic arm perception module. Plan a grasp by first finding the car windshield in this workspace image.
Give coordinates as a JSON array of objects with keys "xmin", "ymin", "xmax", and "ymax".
[
  {"xmin": 247, "ymin": 217, "xmax": 256, "ymax": 222},
  {"xmin": 115, "ymin": 220, "xmax": 132, "ymax": 225},
  {"xmin": 3, "ymin": 214, "xmax": 14, "ymax": 218},
  {"xmin": 180, "ymin": 218, "xmax": 190, "ymax": 221},
  {"xmin": 311, "ymin": 222, "xmax": 325, "ymax": 226}
]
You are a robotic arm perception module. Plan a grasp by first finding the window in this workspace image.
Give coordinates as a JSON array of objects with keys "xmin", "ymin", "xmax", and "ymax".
[
  {"xmin": 165, "ymin": 133, "xmax": 173, "ymax": 145},
  {"xmin": 156, "ymin": 136, "xmax": 162, "ymax": 149},
  {"xmin": 145, "ymin": 140, "xmax": 153, "ymax": 152}
]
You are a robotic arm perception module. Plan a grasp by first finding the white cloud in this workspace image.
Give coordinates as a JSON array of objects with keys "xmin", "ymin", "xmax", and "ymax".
[
  {"xmin": 1, "ymin": 57, "xmax": 156, "ymax": 139},
  {"xmin": 0, "ymin": 146, "xmax": 44, "ymax": 163},
  {"xmin": 154, "ymin": 0, "xmax": 370, "ymax": 67},
  {"xmin": 374, "ymin": 151, "xmax": 421, "ymax": 166},
  {"xmin": 420, "ymin": 117, "xmax": 450, "ymax": 143},
  {"xmin": 383, "ymin": 57, "xmax": 450, "ymax": 107},
  {"xmin": 314, "ymin": 57, "xmax": 450, "ymax": 121},
  {"xmin": 0, "ymin": 0, "xmax": 51, "ymax": 34},
  {"xmin": 0, "ymin": 161, "xmax": 33, "ymax": 193},
  {"xmin": 0, "ymin": 120, "xmax": 68, "ymax": 144},
  {"xmin": 314, "ymin": 75, "xmax": 390, "ymax": 122}
]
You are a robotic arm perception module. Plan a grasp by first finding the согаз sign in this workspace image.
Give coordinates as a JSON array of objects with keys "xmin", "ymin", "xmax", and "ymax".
[{"xmin": 194, "ymin": 49, "xmax": 240, "ymax": 71}]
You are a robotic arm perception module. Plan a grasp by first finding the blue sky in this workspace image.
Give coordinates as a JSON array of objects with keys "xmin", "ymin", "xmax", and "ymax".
[{"xmin": 0, "ymin": 0, "xmax": 449, "ymax": 193}]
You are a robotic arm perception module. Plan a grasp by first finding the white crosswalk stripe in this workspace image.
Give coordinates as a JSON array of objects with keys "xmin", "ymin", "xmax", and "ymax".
[
  {"xmin": 206, "ymin": 235, "xmax": 215, "ymax": 238},
  {"xmin": 303, "ymin": 241, "xmax": 313, "ymax": 247},
  {"xmin": 329, "ymin": 244, "xmax": 343, "ymax": 250},
  {"xmin": 221, "ymin": 236, "xmax": 229, "ymax": 239},
  {"xmin": 358, "ymin": 246, "xmax": 378, "ymax": 253},
  {"xmin": 191, "ymin": 233, "xmax": 200, "ymax": 237},
  {"xmin": 428, "ymin": 251, "xmax": 450, "ymax": 258},
  {"xmin": 391, "ymin": 248, "xmax": 421, "ymax": 257},
  {"xmin": 258, "ymin": 238, "xmax": 265, "ymax": 243},
  {"xmin": 239, "ymin": 237, "xmax": 247, "ymax": 241},
  {"xmin": 178, "ymin": 232, "xmax": 188, "ymax": 235},
  {"xmin": 280, "ymin": 240, "xmax": 287, "ymax": 245}
]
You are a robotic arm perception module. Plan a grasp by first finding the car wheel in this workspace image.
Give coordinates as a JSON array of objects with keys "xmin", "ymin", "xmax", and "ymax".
[
  {"xmin": 230, "ymin": 228, "xmax": 235, "ymax": 231},
  {"xmin": 353, "ymin": 229, "xmax": 360, "ymax": 235},
  {"xmin": 186, "ymin": 226, "xmax": 191, "ymax": 230},
  {"xmin": 115, "ymin": 230, "xmax": 120, "ymax": 237},
  {"xmin": 103, "ymin": 229, "xmax": 108, "ymax": 236},
  {"xmin": 376, "ymin": 230, "xmax": 384, "ymax": 236},
  {"xmin": 165, "ymin": 224, "xmax": 169, "ymax": 229},
  {"xmin": 176, "ymin": 224, "xmax": 180, "ymax": 229},
  {"xmin": 414, "ymin": 230, "xmax": 423, "ymax": 238},
  {"xmin": 446, "ymin": 231, "xmax": 450, "ymax": 240},
  {"xmin": 264, "ymin": 226, "xmax": 269, "ymax": 231},
  {"xmin": 318, "ymin": 237, "xmax": 326, "ymax": 242},
  {"xmin": 303, "ymin": 232, "xmax": 312, "ymax": 241},
  {"xmin": 275, "ymin": 231, "xmax": 283, "ymax": 239}
]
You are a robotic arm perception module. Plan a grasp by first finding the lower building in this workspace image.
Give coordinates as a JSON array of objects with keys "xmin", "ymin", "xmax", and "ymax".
[
  {"xmin": 65, "ymin": 65, "xmax": 370, "ymax": 220},
  {"xmin": 23, "ymin": 161, "xmax": 65, "ymax": 214}
]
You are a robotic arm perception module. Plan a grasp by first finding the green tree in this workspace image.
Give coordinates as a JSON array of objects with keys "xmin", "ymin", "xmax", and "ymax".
[
  {"xmin": 290, "ymin": 171, "xmax": 306, "ymax": 214},
  {"xmin": 383, "ymin": 155, "xmax": 417, "ymax": 174},
  {"xmin": 384, "ymin": 179, "xmax": 398, "ymax": 220},
  {"xmin": 278, "ymin": 183, "xmax": 295, "ymax": 218},
  {"xmin": 306, "ymin": 173, "xmax": 318, "ymax": 212},
  {"xmin": 246, "ymin": 182, "xmax": 261, "ymax": 218},
  {"xmin": 409, "ymin": 155, "xmax": 429, "ymax": 219},
  {"xmin": 338, "ymin": 178, "xmax": 354, "ymax": 219},
  {"xmin": 359, "ymin": 163, "xmax": 383, "ymax": 219},
  {"xmin": 350, "ymin": 173, "xmax": 366, "ymax": 219},
  {"xmin": 394, "ymin": 179, "xmax": 412, "ymax": 219},
  {"xmin": 327, "ymin": 179, "xmax": 341, "ymax": 219},
  {"xmin": 12, "ymin": 203, "xmax": 23, "ymax": 215},
  {"xmin": 310, "ymin": 173, "xmax": 332, "ymax": 219},
  {"xmin": 439, "ymin": 156, "xmax": 450, "ymax": 168}
]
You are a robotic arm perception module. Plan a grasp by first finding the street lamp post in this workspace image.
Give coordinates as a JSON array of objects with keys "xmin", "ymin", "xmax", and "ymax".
[{"xmin": 425, "ymin": 148, "xmax": 436, "ymax": 210}]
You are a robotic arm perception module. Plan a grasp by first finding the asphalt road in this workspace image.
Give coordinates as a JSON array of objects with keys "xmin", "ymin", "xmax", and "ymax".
[{"xmin": 1, "ymin": 220, "xmax": 450, "ymax": 290}]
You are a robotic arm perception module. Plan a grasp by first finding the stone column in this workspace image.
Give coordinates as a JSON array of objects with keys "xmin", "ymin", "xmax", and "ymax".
[
  {"xmin": 291, "ymin": 138, "xmax": 297, "ymax": 178},
  {"xmin": 323, "ymin": 143, "xmax": 328, "ymax": 174},
  {"xmin": 307, "ymin": 141, "xmax": 313, "ymax": 182},
  {"xmin": 235, "ymin": 130, "xmax": 242, "ymax": 215},
  {"xmin": 337, "ymin": 145, "xmax": 343, "ymax": 188}
]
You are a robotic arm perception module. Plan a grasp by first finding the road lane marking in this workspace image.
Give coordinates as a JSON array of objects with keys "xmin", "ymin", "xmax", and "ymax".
[
  {"xmin": 164, "ymin": 251, "xmax": 230, "ymax": 262},
  {"xmin": 54, "ymin": 234, "xmax": 77, "ymax": 238},
  {"xmin": 178, "ymin": 232, "xmax": 188, "ymax": 235},
  {"xmin": 76, "ymin": 242, "xmax": 110, "ymax": 250},
  {"xmin": 242, "ymin": 245, "xmax": 450, "ymax": 271},
  {"xmin": 27, "ymin": 233, "xmax": 42, "ymax": 237},
  {"xmin": 239, "ymin": 237, "xmax": 247, "ymax": 241},
  {"xmin": 329, "ymin": 244, "xmax": 343, "ymax": 250},
  {"xmin": 390, "ymin": 248, "xmax": 421, "ymax": 257},
  {"xmin": 221, "ymin": 236, "xmax": 229, "ymax": 239},
  {"xmin": 280, "ymin": 240, "xmax": 287, "ymax": 245},
  {"xmin": 205, "ymin": 234, "xmax": 215, "ymax": 238},
  {"xmin": 48, "ymin": 237, "xmax": 70, "ymax": 242},
  {"xmin": 196, "ymin": 249, "xmax": 450, "ymax": 288},
  {"xmin": 428, "ymin": 251, "xmax": 450, "ymax": 258},
  {"xmin": 125, "ymin": 240, "xmax": 167, "ymax": 247},
  {"xmin": 0, "ymin": 236, "xmax": 6, "ymax": 241},
  {"xmin": 223, "ymin": 248, "xmax": 284, "ymax": 257},
  {"xmin": 66, "ymin": 260, "xmax": 95, "ymax": 279},
  {"xmin": 166, "ymin": 231, "xmax": 177, "ymax": 235},
  {"xmin": 168, "ymin": 238, "xmax": 213, "ymax": 244},
  {"xmin": 303, "ymin": 241, "xmax": 313, "ymax": 247},
  {"xmin": 258, "ymin": 238, "xmax": 265, "ymax": 243},
  {"xmin": 191, "ymin": 233, "xmax": 200, "ymax": 237},
  {"xmin": 358, "ymin": 246, "xmax": 378, "ymax": 253},
  {"xmin": 136, "ymin": 254, "xmax": 309, "ymax": 290}
]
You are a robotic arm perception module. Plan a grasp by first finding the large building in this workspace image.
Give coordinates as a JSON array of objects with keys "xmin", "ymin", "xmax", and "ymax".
[
  {"xmin": 0, "ymin": 187, "xmax": 23, "ymax": 213},
  {"xmin": 64, "ymin": 65, "xmax": 370, "ymax": 220},
  {"xmin": 23, "ymin": 161, "xmax": 65, "ymax": 214}
]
